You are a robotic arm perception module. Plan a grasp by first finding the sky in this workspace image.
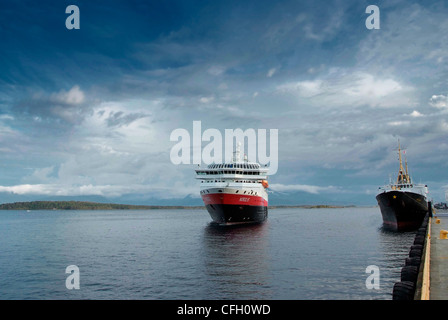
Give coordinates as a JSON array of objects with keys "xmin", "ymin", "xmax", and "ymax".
[{"xmin": 0, "ymin": 0, "xmax": 447, "ymax": 205}]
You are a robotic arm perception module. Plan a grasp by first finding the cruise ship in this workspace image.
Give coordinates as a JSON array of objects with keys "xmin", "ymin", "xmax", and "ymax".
[
  {"xmin": 195, "ymin": 144, "xmax": 269, "ymax": 225},
  {"xmin": 376, "ymin": 142, "xmax": 429, "ymax": 231}
]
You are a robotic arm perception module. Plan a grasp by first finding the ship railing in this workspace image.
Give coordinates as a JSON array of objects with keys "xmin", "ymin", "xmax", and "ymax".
[
  {"xmin": 381, "ymin": 183, "xmax": 415, "ymax": 190},
  {"xmin": 195, "ymin": 169, "xmax": 268, "ymax": 176}
]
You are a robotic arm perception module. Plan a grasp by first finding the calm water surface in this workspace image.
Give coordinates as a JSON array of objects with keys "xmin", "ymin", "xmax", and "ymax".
[{"xmin": 0, "ymin": 207, "xmax": 416, "ymax": 300}]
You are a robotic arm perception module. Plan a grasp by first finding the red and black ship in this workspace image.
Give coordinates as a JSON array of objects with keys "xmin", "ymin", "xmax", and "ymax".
[{"xmin": 195, "ymin": 144, "xmax": 269, "ymax": 226}]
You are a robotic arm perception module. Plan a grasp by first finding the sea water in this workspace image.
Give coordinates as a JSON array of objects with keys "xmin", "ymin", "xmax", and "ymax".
[{"xmin": 0, "ymin": 207, "xmax": 416, "ymax": 300}]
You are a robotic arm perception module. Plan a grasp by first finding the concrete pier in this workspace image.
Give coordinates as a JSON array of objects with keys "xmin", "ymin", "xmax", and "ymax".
[
  {"xmin": 391, "ymin": 207, "xmax": 448, "ymax": 300},
  {"xmin": 420, "ymin": 213, "xmax": 448, "ymax": 300}
]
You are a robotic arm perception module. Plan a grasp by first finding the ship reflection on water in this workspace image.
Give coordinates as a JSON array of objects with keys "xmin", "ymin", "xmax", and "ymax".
[{"xmin": 201, "ymin": 222, "xmax": 272, "ymax": 299}]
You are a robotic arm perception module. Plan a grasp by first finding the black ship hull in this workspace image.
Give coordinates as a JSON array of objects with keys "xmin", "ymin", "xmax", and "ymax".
[
  {"xmin": 376, "ymin": 190, "xmax": 428, "ymax": 231},
  {"xmin": 205, "ymin": 204, "xmax": 268, "ymax": 226}
]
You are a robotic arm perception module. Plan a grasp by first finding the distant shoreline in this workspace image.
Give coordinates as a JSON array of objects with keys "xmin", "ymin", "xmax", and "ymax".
[
  {"xmin": 0, "ymin": 201, "xmax": 202, "ymax": 211},
  {"xmin": 0, "ymin": 201, "xmax": 359, "ymax": 211}
]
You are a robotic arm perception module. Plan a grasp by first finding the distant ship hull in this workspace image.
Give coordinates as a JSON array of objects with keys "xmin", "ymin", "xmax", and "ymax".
[
  {"xmin": 376, "ymin": 190, "xmax": 428, "ymax": 231},
  {"xmin": 201, "ymin": 191, "xmax": 268, "ymax": 226}
]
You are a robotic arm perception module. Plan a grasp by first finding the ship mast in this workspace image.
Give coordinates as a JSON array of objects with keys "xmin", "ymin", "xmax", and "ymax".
[
  {"xmin": 397, "ymin": 141, "xmax": 402, "ymax": 184},
  {"xmin": 404, "ymin": 153, "xmax": 411, "ymax": 184},
  {"xmin": 233, "ymin": 142, "xmax": 242, "ymax": 162},
  {"xmin": 396, "ymin": 140, "xmax": 410, "ymax": 185}
]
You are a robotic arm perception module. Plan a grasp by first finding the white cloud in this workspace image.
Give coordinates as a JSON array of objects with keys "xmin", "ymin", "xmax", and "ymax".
[
  {"xmin": 0, "ymin": 183, "xmax": 197, "ymax": 199},
  {"xmin": 388, "ymin": 121, "xmax": 410, "ymax": 126},
  {"xmin": 3, "ymin": 97, "xmax": 200, "ymax": 200},
  {"xmin": 297, "ymin": 9, "xmax": 344, "ymax": 42},
  {"xmin": 440, "ymin": 120, "xmax": 448, "ymax": 132},
  {"xmin": 307, "ymin": 64, "xmax": 325, "ymax": 74},
  {"xmin": 356, "ymin": 3, "xmax": 448, "ymax": 86},
  {"xmin": 0, "ymin": 118, "xmax": 22, "ymax": 148},
  {"xmin": 269, "ymin": 183, "xmax": 338, "ymax": 194},
  {"xmin": 429, "ymin": 94, "xmax": 448, "ymax": 109},
  {"xmin": 277, "ymin": 72, "xmax": 411, "ymax": 108},
  {"xmin": 409, "ymin": 110, "xmax": 423, "ymax": 117},
  {"xmin": 29, "ymin": 166, "xmax": 55, "ymax": 182},
  {"xmin": 51, "ymin": 85, "xmax": 85, "ymax": 105},
  {"xmin": 0, "ymin": 184, "xmax": 46, "ymax": 195},
  {"xmin": 218, "ymin": 83, "xmax": 228, "ymax": 90},
  {"xmin": 199, "ymin": 96, "xmax": 214, "ymax": 103},
  {"xmin": 342, "ymin": 74, "xmax": 402, "ymax": 98},
  {"xmin": 0, "ymin": 114, "xmax": 14, "ymax": 120},
  {"xmin": 277, "ymin": 79, "xmax": 323, "ymax": 98},
  {"xmin": 207, "ymin": 65, "xmax": 225, "ymax": 76},
  {"xmin": 267, "ymin": 68, "xmax": 276, "ymax": 78}
]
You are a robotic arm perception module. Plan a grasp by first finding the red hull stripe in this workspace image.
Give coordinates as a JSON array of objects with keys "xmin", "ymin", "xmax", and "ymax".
[
  {"xmin": 383, "ymin": 220, "xmax": 421, "ymax": 229},
  {"xmin": 202, "ymin": 193, "xmax": 268, "ymax": 207}
]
